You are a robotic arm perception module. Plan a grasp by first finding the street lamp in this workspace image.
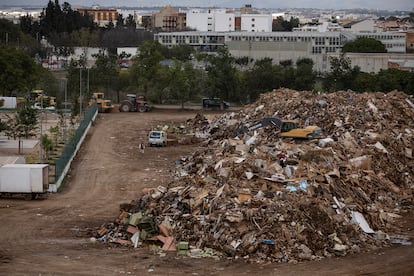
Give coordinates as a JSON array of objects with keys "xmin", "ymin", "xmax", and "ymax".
[
  {"xmin": 79, "ymin": 66, "xmax": 90, "ymax": 119},
  {"xmin": 61, "ymin": 78, "xmax": 68, "ymax": 143}
]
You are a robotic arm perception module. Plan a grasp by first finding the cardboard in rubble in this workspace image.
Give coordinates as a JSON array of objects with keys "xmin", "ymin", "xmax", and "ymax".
[{"xmin": 94, "ymin": 88, "xmax": 414, "ymax": 263}]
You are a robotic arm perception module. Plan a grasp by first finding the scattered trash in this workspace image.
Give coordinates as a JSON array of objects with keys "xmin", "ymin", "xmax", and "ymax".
[{"xmin": 93, "ymin": 88, "xmax": 414, "ymax": 264}]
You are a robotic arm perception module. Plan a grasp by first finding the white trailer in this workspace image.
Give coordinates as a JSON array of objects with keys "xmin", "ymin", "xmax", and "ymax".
[{"xmin": 0, "ymin": 164, "xmax": 49, "ymax": 199}]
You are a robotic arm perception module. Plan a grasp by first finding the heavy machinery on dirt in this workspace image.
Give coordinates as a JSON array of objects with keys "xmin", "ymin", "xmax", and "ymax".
[
  {"xmin": 88, "ymin": 92, "xmax": 114, "ymax": 113},
  {"xmin": 238, "ymin": 117, "xmax": 322, "ymax": 139},
  {"xmin": 27, "ymin": 90, "xmax": 56, "ymax": 108},
  {"xmin": 119, "ymin": 94, "xmax": 152, "ymax": 112}
]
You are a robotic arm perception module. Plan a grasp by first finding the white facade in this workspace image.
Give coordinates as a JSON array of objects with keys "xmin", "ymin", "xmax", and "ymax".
[
  {"xmin": 241, "ymin": 14, "xmax": 272, "ymax": 32},
  {"xmin": 186, "ymin": 10, "xmax": 210, "ymax": 31},
  {"xmin": 214, "ymin": 12, "xmax": 235, "ymax": 32},
  {"xmin": 186, "ymin": 9, "xmax": 235, "ymax": 32}
]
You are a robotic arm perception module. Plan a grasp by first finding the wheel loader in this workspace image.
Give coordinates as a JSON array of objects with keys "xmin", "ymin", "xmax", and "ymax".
[{"xmin": 88, "ymin": 92, "xmax": 114, "ymax": 113}]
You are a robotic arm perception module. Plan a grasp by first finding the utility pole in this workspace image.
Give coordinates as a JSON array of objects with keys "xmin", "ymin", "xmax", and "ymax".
[
  {"xmin": 39, "ymin": 96, "xmax": 43, "ymax": 163},
  {"xmin": 79, "ymin": 68, "xmax": 82, "ymax": 118}
]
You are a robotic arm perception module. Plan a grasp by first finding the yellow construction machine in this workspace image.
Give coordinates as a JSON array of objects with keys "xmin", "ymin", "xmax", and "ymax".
[
  {"xmin": 89, "ymin": 92, "xmax": 114, "ymax": 113},
  {"xmin": 27, "ymin": 90, "xmax": 56, "ymax": 107},
  {"xmin": 238, "ymin": 117, "xmax": 323, "ymax": 139}
]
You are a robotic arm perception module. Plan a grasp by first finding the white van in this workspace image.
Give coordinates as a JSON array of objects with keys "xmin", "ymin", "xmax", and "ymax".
[{"xmin": 148, "ymin": 130, "xmax": 167, "ymax": 147}]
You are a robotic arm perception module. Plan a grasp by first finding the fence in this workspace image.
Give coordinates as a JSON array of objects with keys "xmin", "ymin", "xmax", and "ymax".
[{"xmin": 51, "ymin": 103, "xmax": 97, "ymax": 192}]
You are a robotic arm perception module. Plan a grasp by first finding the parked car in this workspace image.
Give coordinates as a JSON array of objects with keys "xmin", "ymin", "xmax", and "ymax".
[
  {"xmin": 148, "ymin": 130, "xmax": 167, "ymax": 147},
  {"xmin": 202, "ymin": 98, "xmax": 230, "ymax": 109}
]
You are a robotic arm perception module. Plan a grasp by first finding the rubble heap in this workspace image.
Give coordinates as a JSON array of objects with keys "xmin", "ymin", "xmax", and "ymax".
[{"xmin": 95, "ymin": 88, "xmax": 414, "ymax": 263}]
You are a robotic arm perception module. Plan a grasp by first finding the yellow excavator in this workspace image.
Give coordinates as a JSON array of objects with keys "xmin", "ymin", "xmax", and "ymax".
[
  {"xmin": 88, "ymin": 92, "xmax": 114, "ymax": 113},
  {"xmin": 238, "ymin": 117, "xmax": 323, "ymax": 139}
]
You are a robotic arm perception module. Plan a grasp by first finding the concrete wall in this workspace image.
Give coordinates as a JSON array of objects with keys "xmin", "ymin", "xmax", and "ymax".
[
  {"xmin": 228, "ymin": 41, "xmax": 310, "ymax": 63},
  {"xmin": 327, "ymin": 53, "xmax": 414, "ymax": 73},
  {"xmin": 227, "ymin": 40, "xmax": 414, "ymax": 73},
  {"xmin": 0, "ymin": 97, "xmax": 17, "ymax": 109}
]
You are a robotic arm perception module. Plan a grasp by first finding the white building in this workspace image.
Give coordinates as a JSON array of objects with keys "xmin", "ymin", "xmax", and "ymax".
[
  {"xmin": 215, "ymin": 12, "xmax": 235, "ymax": 32},
  {"xmin": 240, "ymin": 14, "xmax": 272, "ymax": 32},
  {"xmin": 186, "ymin": 9, "xmax": 235, "ymax": 32},
  {"xmin": 154, "ymin": 30, "xmax": 409, "ymax": 73},
  {"xmin": 186, "ymin": 9, "xmax": 272, "ymax": 33}
]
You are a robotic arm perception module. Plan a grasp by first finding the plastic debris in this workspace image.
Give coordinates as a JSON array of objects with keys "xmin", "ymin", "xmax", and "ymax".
[{"xmin": 92, "ymin": 88, "xmax": 414, "ymax": 264}]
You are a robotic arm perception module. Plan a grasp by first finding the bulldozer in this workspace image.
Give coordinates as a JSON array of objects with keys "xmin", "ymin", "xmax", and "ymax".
[
  {"xmin": 119, "ymin": 94, "xmax": 152, "ymax": 112},
  {"xmin": 88, "ymin": 92, "xmax": 114, "ymax": 113}
]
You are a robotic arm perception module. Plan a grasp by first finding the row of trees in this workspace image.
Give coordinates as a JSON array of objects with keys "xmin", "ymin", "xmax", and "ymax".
[
  {"xmin": 61, "ymin": 41, "xmax": 414, "ymax": 111},
  {"xmin": 323, "ymin": 55, "xmax": 414, "ymax": 93},
  {"xmin": 19, "ymin": 0, "xmax": 152, "ymax": 50},
  {"xmin": 2, "ymin": 39, "xmax": 414, "ymax": 111},
  {"xmin": 61, "ymin": 42, "xmax": 319, "ymax": 107}
]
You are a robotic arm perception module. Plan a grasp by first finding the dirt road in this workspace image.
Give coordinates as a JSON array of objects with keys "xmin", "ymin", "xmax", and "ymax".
[{"xmin": 0, "ymin": 110, "xmax": 413, "ymax": 275}]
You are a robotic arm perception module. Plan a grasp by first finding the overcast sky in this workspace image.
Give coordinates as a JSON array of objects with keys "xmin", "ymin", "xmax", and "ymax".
[{"xmin": 2, "ymin": 0, "xmax": 413, "ymax": 11}]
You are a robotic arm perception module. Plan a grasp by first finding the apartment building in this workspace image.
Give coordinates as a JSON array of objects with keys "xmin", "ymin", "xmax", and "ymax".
[
  {"xmin": 153, "ymin": 5, "xmax": 186, "ymax": 32},
  {"xmin": 240, "ymin": 14, "xmax": 273, "ymax": 32},
  {"xmin": 186, "ymin": 9, "xmax": 235, "ymax": 32},
  {"xmin": 186, "ymin": 8, "xmax": 272, "ymax": 33},
  {"xmin": 78, "ymin": 7, "xmax": 118, "ymax": 27}
]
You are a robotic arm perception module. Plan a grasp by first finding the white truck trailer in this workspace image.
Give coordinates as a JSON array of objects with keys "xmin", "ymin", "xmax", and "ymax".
[{"xmin": 0, "ymin": 164, "xmax": 49, "ymax": 199}]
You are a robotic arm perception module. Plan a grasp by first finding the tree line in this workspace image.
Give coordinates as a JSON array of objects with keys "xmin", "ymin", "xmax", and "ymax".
[
  {"xmin": 19, "ymin": 0, "xmax": 152, "ymax": 52},
  {"xmin": 62, "ymin": 41, "xmax": 414, "ymax": 111},
  {"xmin": 1, "ymin": 0, "xmax": 414, "ymax": 109}
]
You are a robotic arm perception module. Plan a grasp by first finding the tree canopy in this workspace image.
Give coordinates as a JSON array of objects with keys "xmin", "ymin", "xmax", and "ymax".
[
  {"xmin": 323, "ymin": 55, "xmax": 361, "ymax": 92},
  {"xmin": 342, "ymin": 37, "xmax": 387, "ymax": 53},
  {"xmin": 0, "ymin": 46, "xmax": 41, "ymax": 96},
  {"xmin": 272, "ymin": 16, "xmax": 300, "ymax": 31}
]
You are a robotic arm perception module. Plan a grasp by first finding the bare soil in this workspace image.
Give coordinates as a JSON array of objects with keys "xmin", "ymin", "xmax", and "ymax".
[{"xmin": 0, "ymin": 109, "xmax": 413, "ymax": 275}]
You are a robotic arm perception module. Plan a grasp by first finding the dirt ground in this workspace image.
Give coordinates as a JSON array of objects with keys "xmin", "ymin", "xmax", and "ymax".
[{"xmin": 0, "ymin": 109, "xmax": 413, "ymax": 276}]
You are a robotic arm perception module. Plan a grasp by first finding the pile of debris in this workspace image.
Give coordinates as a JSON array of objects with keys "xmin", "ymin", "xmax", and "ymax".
[
  {"xmin": 149, "ymin": 113, "xmax": 209, "ymax": 145},
  {"xmin": 94, "ymin": 88, "xmax": 413, "ymax": 263}
]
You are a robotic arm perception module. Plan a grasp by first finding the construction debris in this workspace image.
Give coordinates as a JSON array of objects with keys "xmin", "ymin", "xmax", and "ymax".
[{"xmin": 93, "ymin": 88, "xmax": 414, "ymax": 263}]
